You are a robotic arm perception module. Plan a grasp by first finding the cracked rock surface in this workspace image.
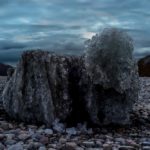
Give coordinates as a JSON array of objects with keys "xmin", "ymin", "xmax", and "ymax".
[
  {"xmin": 2, "ymin": 49, "xmax": 138, "ymax": 126},
  {"xmin": 1, "ymin": 29, "xmax": 140, "ymax": 126}
]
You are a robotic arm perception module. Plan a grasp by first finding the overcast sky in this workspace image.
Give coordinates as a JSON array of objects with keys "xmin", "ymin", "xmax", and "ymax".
[{"xmin": 0, "ymin": 0, "xmax": 150, "ymax": 65}]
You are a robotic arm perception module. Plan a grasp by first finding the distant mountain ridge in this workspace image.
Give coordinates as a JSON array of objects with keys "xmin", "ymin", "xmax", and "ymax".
[
  {"xmin": 138, "ymin": 55, "xmax": 150, "ymax": 77},
  {"xmin": 0, "ymin": 63, "xmax": 13, "ymax": 76}
]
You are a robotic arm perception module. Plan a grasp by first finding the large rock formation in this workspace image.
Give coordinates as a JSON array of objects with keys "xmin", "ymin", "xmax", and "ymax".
[
  {"xmin": 2, "ymin": 28, "xmax": 139, "ymax": 126},
  {"xmin": 2, "ymin": 51, "xmax": 89, "ymax": 126},
  {"xmin": 85, "ymin": 28, "xmax": 139, "ymax": 125},
  {"xmin": 138, "ymin": 55, "xmax": 150, "ymax": 77}
]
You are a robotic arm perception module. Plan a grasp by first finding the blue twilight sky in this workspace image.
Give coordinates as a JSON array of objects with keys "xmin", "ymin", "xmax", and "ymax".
[{"xmin": 0, "ymin": 0, "xmax": 150, "ymax": 65}]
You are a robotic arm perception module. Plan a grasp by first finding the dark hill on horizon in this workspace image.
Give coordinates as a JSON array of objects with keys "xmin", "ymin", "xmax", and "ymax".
[
  {"xmin": 0, "ymin": 63, "xmax": 13, "ymax": 76},
  {"xmin": 138, "ymin": 55, "xmax": 150, "ymax": 77}
]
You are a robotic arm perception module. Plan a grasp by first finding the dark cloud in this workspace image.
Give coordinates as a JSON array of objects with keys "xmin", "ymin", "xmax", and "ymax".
[
  {"xmin": 0, "ymin": 0, "xmax": 150, "ymax": 64},
  {"xmin": 0, "ymin": 50, "xmax": 22, "ymax": 65},
  {"xmin": 0, "ymin": 40, "xmax": 26, "ymax": 50}
]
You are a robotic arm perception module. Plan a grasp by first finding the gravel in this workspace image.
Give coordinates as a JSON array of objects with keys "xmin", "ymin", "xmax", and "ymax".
[{"xmin": 0, "ymin": 77, "xmax": 150, "ymax": 149}]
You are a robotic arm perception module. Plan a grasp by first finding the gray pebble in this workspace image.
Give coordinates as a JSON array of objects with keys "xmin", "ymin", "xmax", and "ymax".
[
  {"xmin": 44, "ymin": 129, "xmax": 53, "ymax": 135},
  {"xmin": 7, "ymin": 143, "xmax": 23, "ymax": 150},
  {"xmin": 39, "ymin": 146, "xmax": 47, "ymax": 150}
]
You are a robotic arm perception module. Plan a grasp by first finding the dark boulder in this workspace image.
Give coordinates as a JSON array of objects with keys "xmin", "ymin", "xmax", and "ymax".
[
  {"xmin": 138, "ymin": 55, "xmax": 150, "ymax": 77},
  {"xmin": 2, "ymin": 51, "xmax": 88, "ymax": 126},
  {"xmin": 85, "ymin": 28, "xmax": 139, "ymax": 125},
  {"xmin": 2, "ymin": 28, "xmax": 139, "ymax": 126}
]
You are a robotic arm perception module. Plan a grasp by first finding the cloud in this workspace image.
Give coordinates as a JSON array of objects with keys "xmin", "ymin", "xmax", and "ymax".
[
  {"xmin": 0, "ymin": 0, "xmax": 150, "ymax": 64},
  {"xmin": 0, "ymin": 40, "xmax": 26, "ymax": 50}
]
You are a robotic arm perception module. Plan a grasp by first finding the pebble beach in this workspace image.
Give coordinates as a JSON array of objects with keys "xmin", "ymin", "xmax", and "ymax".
[{"xmin": 0, "ymin": 76, "xmax": 150, "ymax": 150}]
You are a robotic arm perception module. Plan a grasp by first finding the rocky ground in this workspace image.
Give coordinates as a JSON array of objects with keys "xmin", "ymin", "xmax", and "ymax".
[{"xmin": 0, "ymin": 77, "xmax": 150, "ymax": 150}]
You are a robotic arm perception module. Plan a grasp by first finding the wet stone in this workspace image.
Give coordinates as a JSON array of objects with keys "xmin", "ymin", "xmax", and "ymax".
[
  {"xmin": 44, "ymin": 129, "xmax": 53, "ymax": 136},
  {"xmin": 7, "ymin": 143, "xmax": 24, "ymax": 150},
  {"xmin": 39, "ymin": 136, "xmax": 49, "ymax": 145},
  {"xmin": 142, "ymin": 146, "xmax": 150, "ymax": 150},
  {"xmin": 119, "ymin": 145, "xmax": 136, "ymax": 150},
  {"xmin": 18, "ymin": 133, "xmax": 30, "ymax": 141},
  {"xmin": 142, "ymin": 141, "xmax": 150, "ymax": 146},
  {"xmin": 39, "ymin": 146, "xmax": 47, "ymax": 150},
  {"xmin": 82, "ymin": 141, "xmax": 95, "ymax": 148}
]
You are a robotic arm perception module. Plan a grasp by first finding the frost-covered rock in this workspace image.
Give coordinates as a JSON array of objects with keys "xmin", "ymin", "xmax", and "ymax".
[
  {"xmin": 2, "ymin": 28, "xmax": 139, "ymax": 126},
  {"xmin": 2, "ymin": 51, "xmax": 87, "ymax": 126},
  {"xmin": 85, "ymin": 28, "xmax": 139, "ymax": 125}
]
